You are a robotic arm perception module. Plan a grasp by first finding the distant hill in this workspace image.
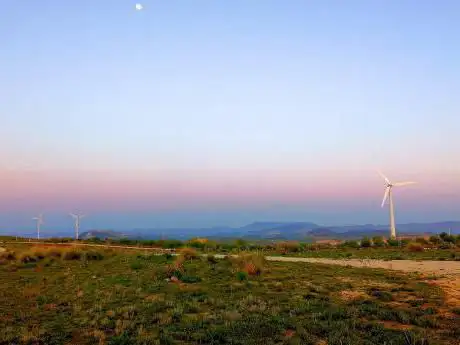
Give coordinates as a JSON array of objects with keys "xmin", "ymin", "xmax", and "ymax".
[
  {"xmin": 79, "ymin": 230, "xmax": 127, "ymax": 240},
  {"xmin": 4, "ymin": 220, "xmax": 459, "ymax": 241},
  {"xmin": 238, "ymin": 222, "xmax": 318, "ymax": 240}
]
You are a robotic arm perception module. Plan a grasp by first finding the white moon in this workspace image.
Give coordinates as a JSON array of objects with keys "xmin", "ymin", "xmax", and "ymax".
[{"xmin": 135, "ymin": 3, "xmax": 143, "ymax": 10}]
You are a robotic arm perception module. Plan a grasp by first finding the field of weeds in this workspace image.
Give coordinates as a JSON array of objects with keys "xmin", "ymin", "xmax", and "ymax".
[{"xmin": 0, "ymin": 244, "xmax": 458, "ymax": 345}]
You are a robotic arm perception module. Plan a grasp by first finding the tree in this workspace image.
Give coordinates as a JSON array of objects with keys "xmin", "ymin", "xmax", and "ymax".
[
  {"xmin": 429, "ymin": 235, "xmax": 441, "ymax": 245},
  {"xmin": 387, "ymin": 239, "xmax": 399, "ymax": 247},
  {"xmin": 439, "ymin": 232, "xmax": 449, "ymax": 241}
]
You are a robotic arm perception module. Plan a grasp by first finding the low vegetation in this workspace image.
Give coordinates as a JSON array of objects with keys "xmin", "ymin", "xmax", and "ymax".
[{"xmin": 0, "ymin": 243, "xmax": 458, "ymax": 344}]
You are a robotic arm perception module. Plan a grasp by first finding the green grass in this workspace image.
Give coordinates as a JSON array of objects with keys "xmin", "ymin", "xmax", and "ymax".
[
  {"xmin": 0, "ymin": 244, "xmax": 458, "ymax": 344},
  {"xmin": 268, "ymin": 247, "xmax": 460, "ymax": 261}
]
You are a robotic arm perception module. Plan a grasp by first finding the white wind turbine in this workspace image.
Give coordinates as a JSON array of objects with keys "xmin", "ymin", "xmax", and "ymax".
[
  {"xmin": 32, "ymin": 213, "xmax": 44, "ymax": 240},
  {"xmin": 378, "ymin": 171, "xmax": 417, "ymax": 239},
  {"xmin": 70, "ymin": 213, "xmax": 85, "ymax": 240}
]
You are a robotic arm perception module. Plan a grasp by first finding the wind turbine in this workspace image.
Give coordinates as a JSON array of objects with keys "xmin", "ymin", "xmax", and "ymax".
[
  {"xmin": 70, "ymin": 213, "xmax": 85, "ymax": 240},
  {"xmin": 32, "ymin": 213, "xmax": 44, "ymax": 240},
  {"xmin": 378, "ymin": 171, "xmax": 416, "ymax": 239}
]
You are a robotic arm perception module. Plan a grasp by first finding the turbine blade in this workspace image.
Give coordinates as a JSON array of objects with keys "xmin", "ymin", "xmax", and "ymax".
[
  {"xmin": 70, "ymin": 213, "xmax": 77, "ymax": 218},
  {"xmin": 381, "ymin": 187, "xmax": 390, "ymax": 207},
  {"xmin": 393, "ymin": 181, "xmax": 417, "ymax": 187},
  {"xmin": 377, "ymin": 170, "xmax": 391, "ymax": 184}
]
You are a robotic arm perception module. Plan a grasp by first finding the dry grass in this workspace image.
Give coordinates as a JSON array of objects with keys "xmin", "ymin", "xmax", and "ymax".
[
  {"xmin": 178, "ymin": 247, "xmax": 199, "ymax": 260},
  {"xmin": 339, "ymin": 290, "xmax": 368, "ymax": 302},
  {"xmin": 232, "ymin": 252, "xmax": 266, "ymax": 276},
  {"xmin": 407, "ymin": 243, "xmax": 424, "ymax": 252}
]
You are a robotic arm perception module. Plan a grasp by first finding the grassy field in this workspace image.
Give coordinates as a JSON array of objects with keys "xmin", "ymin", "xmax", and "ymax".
[
  {"xmin": 267, "ymin": 248, "xmax": 460, "ymax": 261},
  {"xmin": 0, "ymin": 244, "xmax": 459, "ymax": 345}
]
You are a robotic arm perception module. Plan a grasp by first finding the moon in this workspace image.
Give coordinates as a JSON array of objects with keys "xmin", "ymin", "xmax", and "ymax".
[{"xmin": 135, "ymin": 3, "xmax": 143, "ymax": 11}]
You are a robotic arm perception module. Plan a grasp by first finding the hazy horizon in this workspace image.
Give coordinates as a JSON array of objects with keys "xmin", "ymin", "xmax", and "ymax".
[{"xmin": 2, "ymin": 1, "xmax": 459, "ymax": 230}]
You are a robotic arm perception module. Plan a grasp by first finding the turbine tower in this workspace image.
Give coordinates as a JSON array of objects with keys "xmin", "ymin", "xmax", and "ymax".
[
  {"xmin": 70, "ymin": 213, "xmax": 85, "ymax": 240},
  {"xmin": 32, "ymin": 213, "xmax": 44, "ymax": 240},
  {"xmin": 378, "ymin": 171, "xmax": 416, "ymax": 239}
]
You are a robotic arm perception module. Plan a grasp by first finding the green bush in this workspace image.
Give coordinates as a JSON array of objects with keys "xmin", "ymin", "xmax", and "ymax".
[
  {"xmin": 83, "ymin": 250, "xmax": 104, "ymax": 261},
  {"xmin": 207, "ymin": 254, "xmax": 218, "ymax": 264},
  {"xmin": 387, "ymin": 239, "xmax": 399, "ymax": 247},
  {"xmin": 62, "ymin": 250, "xmax": 82, "ymax": 260},
  {"xmin": 180, "ymin": 275, "xmax": 202, "ymax": 283},
  {"xmin": 236, "ymin": 271, "xmax": 248, "ymax": 281},
  {"xmin": 130, "ymin": 261, "xmax": 144, "ymax": 270},
  {"xmin": 372, "ymin": 236, "xmax": 385, "ymax": 247},
  {"xmin": 360, "ymin": 237, "xmax": 371, "ymax": 248}
]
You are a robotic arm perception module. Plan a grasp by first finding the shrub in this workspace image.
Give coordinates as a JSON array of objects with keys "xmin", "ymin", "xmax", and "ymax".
[
  {"xmin": 130, "ymin": 261, "xmax": 143, "ymax": 270},
  {"xmin": 62, "ymin": 250, "xmax": 82, "ymax": 260},
  {"xmin": 236, "ymin": 271, "xmax": 248, "ymax": 281},
  {"xmin": 429, "ymin": 235, "xmax": 441, "ymax": 244},
  {"xmin": 180, "ymin": 275, "xmax": 202, "ymax": 283},
  {"xmin": 275, "ymin": 241, "xmax": 300, "ymax": 254},
  {"xmin": 18, "ymin": 252, "xmax": 39, "ymax": 263},
  {"xmin": 233, "ymin": 253, "xmax": 265, "ymax": 276},
  {"xmin": 163, "ymin": 253, "xmax": 173, "ymax": 260},
  {"xmin": 83, "ymin": 250, "xmax": 104, "ymax": 261},
  {"xmin": 161, "ymin": 240, "xmax": 184, "ymax": 249},
  {"xmin": 0, "ymin": 251, "xmax": 15, "ymax": 261},
  {"xmin": 407, "ymin": 243, "xmax": 424, "ymax": 252},
  {"xmin": 360, "ymin": 237, "xmax": 371, "ymax": 248},
  {"xmin": 206, "ymin": 254, "xmax": 218, "ymax": 264},
  {"xmin": 415, "ymin": 237, "xmax": 429, "ymax": 245},
  {"xmin": 179, "ymin": 247, "xmax": 198, "ymax": 261},
  {"xmin": 166, "ymin": 257, "xmax": 185, "ymax": 278},
  {"xmin": 372, "ymin": 236, "xmax": 385, "ymax": 247},
  {"xmin": 387, "ymin": 239, "xmax": 399, "ymax": 247},
  {"xmin": 341, "ymin": 240, "xmax": 360, "ymax": 249}
]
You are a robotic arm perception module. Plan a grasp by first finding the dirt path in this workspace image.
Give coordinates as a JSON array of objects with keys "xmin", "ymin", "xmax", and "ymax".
[{"xmin": 265, "ymin": 256, "xmax": 460, "ymax": 276}]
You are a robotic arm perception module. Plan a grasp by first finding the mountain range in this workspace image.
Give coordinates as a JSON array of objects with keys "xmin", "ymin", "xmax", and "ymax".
[{"xmin": 74, "ymin": 221, "xmax": 460, "ymax": 241}]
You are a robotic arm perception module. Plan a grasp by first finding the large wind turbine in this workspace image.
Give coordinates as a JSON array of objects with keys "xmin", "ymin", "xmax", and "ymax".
[
  {"xmin": 32, "ymin": 213, "xmax": 44, "ymax": 240},
  {"xmin": 70, "ymin": 213, "xmax": 85, "ymax": 240},
  {"xmin": 378, "ymin": 171, "xmax": 416, "ymax": 239}
]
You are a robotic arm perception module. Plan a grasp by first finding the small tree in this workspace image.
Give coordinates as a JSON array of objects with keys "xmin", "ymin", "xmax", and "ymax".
[
  {"xmin": 387, "ymin": 239, "xmax": 399, "ymax": 247},
  {"xmin": 341, "ymin": 240, "xmax": 360, "ymax": 249},
  {"xmin": 429, "ymin": 235, "xmax": 441, "ymax": 245}
]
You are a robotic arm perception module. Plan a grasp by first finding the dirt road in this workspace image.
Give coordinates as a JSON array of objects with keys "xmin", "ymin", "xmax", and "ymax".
[{"xmin": 265, "ymin": 256, "xmax": 460, "ymax": 276}]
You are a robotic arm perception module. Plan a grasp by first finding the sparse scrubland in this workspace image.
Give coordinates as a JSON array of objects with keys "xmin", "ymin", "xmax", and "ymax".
[
  {"xmin": 4, "ymin": 232, "xmax": 459, "ymax": 261},
  {"xmin": 0, "ymin": 243, "xmax": 459, "ymax": 344}
]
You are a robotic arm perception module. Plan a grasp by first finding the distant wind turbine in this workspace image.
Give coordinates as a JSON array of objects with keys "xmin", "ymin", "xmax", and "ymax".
[
  {"xmin": 70, "ymin": 213, "xmax": 85, "ymax": 240},
  {"xmin": 32, "ymin": 213, "xmax": 44, "ymax": 240},
  {"xmin": 378, "ymin": 171, "xmax": 416, "ymax": 239}
]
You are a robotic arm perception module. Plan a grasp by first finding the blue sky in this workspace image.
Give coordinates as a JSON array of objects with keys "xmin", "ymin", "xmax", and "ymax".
[{"xmin": 1, "ymin": 1, "xmax": 459, "ymax": 231}]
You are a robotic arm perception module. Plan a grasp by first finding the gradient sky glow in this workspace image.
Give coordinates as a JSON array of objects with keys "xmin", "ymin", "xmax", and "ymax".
[{"xmin": 1, "ymin": 0, "xmax": 459, "ymax": 231}]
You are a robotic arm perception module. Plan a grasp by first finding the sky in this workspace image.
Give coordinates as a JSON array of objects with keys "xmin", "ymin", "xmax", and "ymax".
[{"xmin": 1, "ymin": 0, "xmax": 459, "ymax": 232}]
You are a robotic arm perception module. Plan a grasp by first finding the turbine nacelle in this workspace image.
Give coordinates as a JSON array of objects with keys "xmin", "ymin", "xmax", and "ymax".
[{"xmin": 378, "ymin": 171, "xmax": 417, "ymax": 207}]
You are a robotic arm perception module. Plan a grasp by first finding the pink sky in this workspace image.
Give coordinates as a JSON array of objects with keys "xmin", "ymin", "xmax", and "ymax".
[{"xmin": 1, "ymin": 168, "xmax": 458, "ymax": 214}]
